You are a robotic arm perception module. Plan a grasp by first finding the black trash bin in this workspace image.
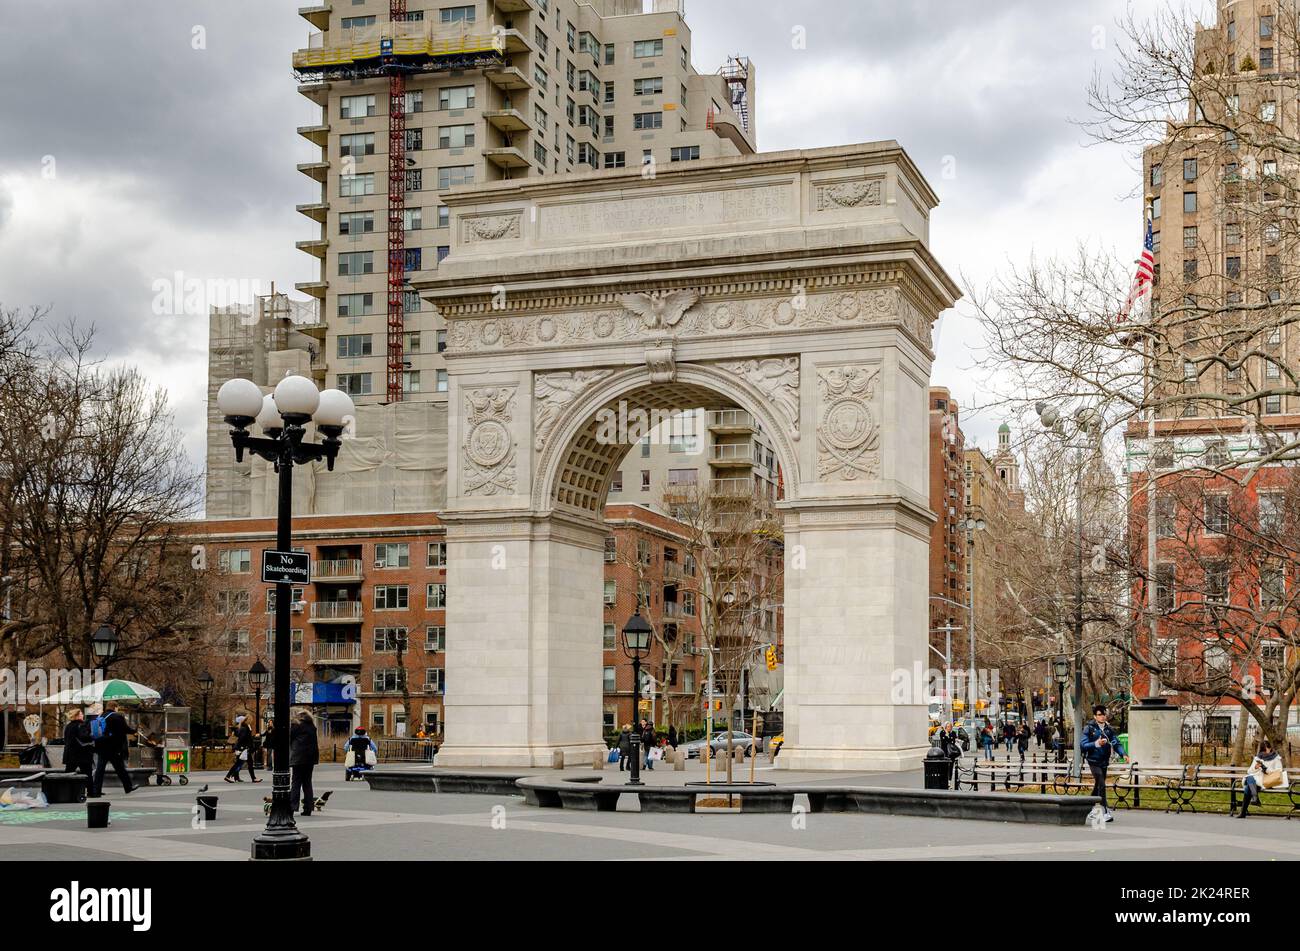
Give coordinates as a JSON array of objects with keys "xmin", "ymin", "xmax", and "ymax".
[
  {"xmin": 86, "ymin": 801, "xmax": 111, "ymax": 828},
  {"xmin": 196, "ymin": 795, "xmax": 218, "ymax": 821},
  {"xmin": 923, "ymin": 745, "xmax": 954, "ymax": 790}
]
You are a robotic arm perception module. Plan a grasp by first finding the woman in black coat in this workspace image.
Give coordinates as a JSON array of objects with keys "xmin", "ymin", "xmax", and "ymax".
[
  {"xmin": 616, "ymin": 724, "xmax": 632, "ymax": 772},
  {"xmin": 288, "ymin": 713, "xmax": 319, "ymax": 816},
  {"xmin": 62, "ymin": 709, "xmax": 95, "ymax": 781},
  {"xmin": 224, "ymin": 716, "xmax": 261, "ymax": 783}
]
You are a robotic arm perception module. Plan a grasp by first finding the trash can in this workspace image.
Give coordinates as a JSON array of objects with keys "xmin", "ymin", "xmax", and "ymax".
[
  {"xmin": 196, "ymin": 795, "xmax": 218, "ymax": 821},
  {"xmin": 87, "ymin": 801, "xmax": 111, "ymax": 828},
  {"xmin": 924, "ymin": 744, "xmax": 954, "ymax": 790}
]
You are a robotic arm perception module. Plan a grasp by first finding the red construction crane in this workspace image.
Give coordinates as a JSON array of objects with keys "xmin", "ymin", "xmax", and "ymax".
[{"xmin": 385, "ymin": 0, "xmax": 408, "ymax": 403}]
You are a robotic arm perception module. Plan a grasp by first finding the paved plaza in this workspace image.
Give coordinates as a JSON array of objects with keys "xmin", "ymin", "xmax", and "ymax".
[{"xmin": 3, "ymin": 765, "xmax": 1297, "ymax": 861}]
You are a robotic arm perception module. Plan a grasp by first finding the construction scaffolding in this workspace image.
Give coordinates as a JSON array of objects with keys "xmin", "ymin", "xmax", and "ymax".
[
  {"xmin": 718, "ymin": 56, "xmax": 752, "ymax": 135},
  {"xmin": 292, "ymin": 22, "xmax": 506, "ymax": 81}
]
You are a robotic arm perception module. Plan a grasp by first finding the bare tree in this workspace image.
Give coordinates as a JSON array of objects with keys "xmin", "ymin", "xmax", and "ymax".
[{"xmin": 662, "ymin": 480, "xmax": 782, "ymax": 783}]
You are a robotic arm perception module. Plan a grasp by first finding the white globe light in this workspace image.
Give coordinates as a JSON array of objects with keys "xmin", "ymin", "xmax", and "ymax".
[
  {"xmin": 216, "ymin": 378, "xmax": 264, "ymax": 418},
  {"xmin": 256, "ymin": 394, "xmax": 281, "ymax": 432},
  {"xmin": 274, "ymin": 374, "xmax": 321, "ymax": 418},
  {"xmin": 314, "ymin": 388, "xmax": 355, "ymax": 428}
]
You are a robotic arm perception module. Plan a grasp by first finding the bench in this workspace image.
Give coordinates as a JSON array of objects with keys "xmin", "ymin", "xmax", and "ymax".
[{"xmin": 362, "ymin": 769, "xmax": 528, "ymax": 797}]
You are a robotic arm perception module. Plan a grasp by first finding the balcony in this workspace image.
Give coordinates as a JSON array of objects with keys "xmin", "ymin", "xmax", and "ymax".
[
  {"xmin": 310, "ymin": 601, "xmax": 363, "ymax": 623},
  {"xmin": 312, "ymin": 559, "xmax": 363, "ymax": 582},
  {"xmin": 297, "ymin": 123, "xmax": 329, "ymax": 147},
  {"xmin": 485, "ymin": 65, "xmax": 531, "ymax": 91},
  {"xmin": 296, "ymin": 201, "xmax": 329, "ymax": 224},
  {"xmin": 708, "ymin": 409, "xmax": 756, "ymax": 433},
  {"xmin": 710, "ymin": 443, "xmax": 756, "ymax": 466},
  {"xmin": 297, "ymin": 82, "xmax": 331, "ymax": 107},
  {"xmin": 710, "ymin": 477, "xmax": 757, "ymax": 498},
  {"xmin": 493, "ymin": 0, "xmax": 535, "ymax": 11},
  {"xmin": 297, "ymin": 161, "xmax": 329, "ymax": 184},
  {"xmin": 310, "ymin": 641, "xmax": 362, "ymax": 664},
  {"xmin": 295, "ymin": 238, "xmax": 329, "ymax": 260},
  {"xmin": 483, "ymin": 108, "xmax": 531, "ymax": 134},
  {"xmin": 295, "ymin": 280, "xmax": 328, "ymax": 300},
  {"xmin": 298, "ymin": 5, "xmax": 331, "ymax": 31},
  {"xmin": 483, "ymin": 146, "xmax": 530, "ymax": 170}
]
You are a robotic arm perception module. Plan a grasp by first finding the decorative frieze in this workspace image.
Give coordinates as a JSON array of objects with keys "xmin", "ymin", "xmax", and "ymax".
[
  {"xmin": 716, "ymin": 356, "xmax": 800, "ymax": 440},
  {"xmin": 462, "ymin": 213, "xmax": 522, "ymax": 244},
  {"xmin": 533, "ymin": 370, "xmax": 614, "ymax": 452},
  {"xmin": 815, "ymin": 177, "xmax": 883, "ymax": 211}
]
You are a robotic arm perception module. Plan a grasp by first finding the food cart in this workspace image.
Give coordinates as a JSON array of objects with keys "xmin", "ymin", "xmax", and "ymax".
[{"xmin": 129, "ymin": 704, "xmax": 192, "ymax": 786}]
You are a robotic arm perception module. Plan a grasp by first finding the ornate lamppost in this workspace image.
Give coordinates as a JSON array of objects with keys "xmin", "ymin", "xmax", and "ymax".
[
  {"xmin": 90, "ymin": 624, "xmax": 118, "ymax": 673},
  {"xmin": 249, "ymin": 659, "xmax": 269, "ymax": 767},
  {"xmin": 1053, "ymin": 655, "xmax": 1070, "ymax": 765},
  {"xmin": 216, "ymin": 374, "xmax": 353, "ymax": 861},
  {"xmin": 621, "ymin": 609, "xmax": 652, "ymax": 787},
  {"xmin": 198, "ymin": 671, "xmax": 214, "ymax": 770}
]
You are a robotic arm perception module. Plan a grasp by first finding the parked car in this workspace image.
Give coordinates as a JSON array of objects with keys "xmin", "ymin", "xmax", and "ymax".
[{"xmin": 681, "ymin": 730, "xmax": 764, "ymax": 759}]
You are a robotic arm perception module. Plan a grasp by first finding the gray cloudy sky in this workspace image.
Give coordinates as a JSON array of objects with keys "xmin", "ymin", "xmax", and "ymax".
[{"xmin": 0, "ymin": 0, "xmax": 1191, "ymax": 466}]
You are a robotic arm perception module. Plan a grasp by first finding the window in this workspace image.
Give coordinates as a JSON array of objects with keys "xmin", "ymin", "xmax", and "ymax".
[
  {"xmin": 404, "ymin": 90, "xmax": 424, "ymax": 114},
  {"xmin": 340, "ymin": 173, "xmax": 375, "ymax": 197},
  {"xmin": 1263, "ymin": 159, "xmax": 1278, "ymax": 178},
  {"xmin": 439, "ymin": 124, "xmax": 475, "ymax": 148},
  {"xmin": 404, "ymin": 290, "xmax": 421, "ymax": 313},
  {"xmin": 640, "ymin": 470, "xmax": 650, "ymax": 491},
  {"xmin": 436, "ymin": 245, "xmax": 450, "ymax": 264},
  {"xmin": 426, "ymin": 583, "xmax": 447, "ymax": 609},
  {"xmin": 339, "ymin": 251, "xmax": 374, "ymax": 276},
  {"xmin": 338, "ymin": 293, "xmax": 373, "ymax": 317},
  {"xmin": 1226, "ymin": 256, "xmax": 1241, "ymax": 279},
  {"xmin": 1183, "ymin": 258, "xmax": 1197, "ymax": 280},
  {"xmin": 1225, "ymin": 221, "xmax": 1241, "ymax": 246},
  {"xmin": 634, "ymin": 39, "xmax": 663, "ymax": 58},
  {"xmin": 1183, "ymin": 192, "xmax": 1197, "ymax": 213},
  {"xmin": 1259, "ymin": 494, "xmax": 1284, "ymax": 535},
  {"xmin": 603, "ymin": 623, "xmax": 616, "ymax": 650},
  {"xmin": 670, "ymin": 146, "xmax": 700, "ymax": 162},
  {"xmin": 372, "ymin": 669, "xmax": 406, "ymax": 693},
  {"xmin": 534, "ymin": 26, "xmax": 548, "ymax": 55},
  {"xmin": 441, "ymin": 5, "xmax": 475, "ymax": 23},
  {"xmin": 436, "ymin": 370, "xmax": 448, "ymax": 393},
  {"xmin": 375, "ymin": 543, "xmax": 409, "ymax": 568},
  {"xmin": 578, "ymin": 143, "xmax": 599, "ymax": 168},
  {"xmin": 1150, "ymin": 163, "xmax": 1162, "ymax": 187},
  {"xmin": 427, "ymin": 542, "xmax": 447, "ymax": 567},
  {"xmin": 603, "ymin": 579, "xmax": 617, "ymax": 605},
  {"xmin": 534, "ymin": 64, "xmax": 549, "ymax": 90},
  {"xmin": 404, "ymin": 248, "xmax": 422, "ymax": 272},
  {"xmin": 341, "ymin": 15, "xmax": 376, "ymax": 29},
  {"xmin": 603, "ymin": 536, "xmax": 616, "ymax": 563},
  {"xmin": 1261, "ymin": 564, "xmax": 1286, "ymax": 608},
  {"xmin": 610, "ymin": 471, "xmax": 623, "ymax": 492},
  {"xmin": 637, "ymin": 538, "xmax": 652, "ymax": 566},
  {"xmin": 438, "ymin": 166, "xmax": 475, "ymax": 189},
  {"xmin": 1183, "ymin": 225, "xmax": 1197, "ymax": 248},
  {"xmin": 424, "ymin": 668, "xmax": 445, "ymax": 694},
  {"xmin": 437, "ymin": 204, "xmax": 450, "ymax": 229},
  {"xmin": 604, "ymin": 43, "xmax": 615, "ymax": 65},
  {"xmin": 603, "ymin": 667, "xmax": 616, "ymax": 693},
  {"xmin": 634, "ymin": 112, "xmax": 663, "ymax": 130},
  {"xmin": 635, "ymin": 77, "xmax": 663, "ymax": 96},
  {"xmin": 218, "ymin": 549, "xmax": 251, "ymax": 574},
  {"xmin": 405, "ymin": 168, "xmax": 423, "ymax": 192},
  {"xmin": 425, "ymin": 625, "xmax": 446, "ymax": 651},
  {"xmin": 373, "ymin": 627, "xmax": 408, "ymax": 652},
  {"xmin": 604, "ymin": 81, "xmax": 615, "ymax": 104},
  {"xmin": 337, "ymin": 373, "xmax": 372, "ymax": 397},
  {"xmin": 1150, "ymin": 196, "xmax": 1161, "ymax": 219},
  {"xmin": 340, "ymin": 212, "xmax": 374, "ymax": 236},
  {"xmin": 1261, "ymin": 101, "xmax": 1277, "ymax": 123},
  {"xmin": 1155, "ymin": 639, "xmax": 1178, "ymax": 686},
  {"xmin": 682, "ymin": 591, "xmax": 696, "ymax": 617},
  {"xmin": 534, "ymin": 140, "xmax": 549, "ymax": 167},
  {"xmin": 404, "ymin": 331, "xmax": 420, "ymax": 354},
  {"xmin": 340, "ymin": 133, "xmax": 375, "ymax": 157},
  {"xmin": 337, "ymin": 334, "xmax": 372, "ymax": 359},
  {"xmin": 1264, "ymin": 220, "xmax": 1280, "ymax": 244},
  {"xmin": 340, "ymin": 94, "xmax": 377, "ymax": 118},
  {"xmin": 404, "ymin": 207, "xmax": 422, "ymax": 231},
  {"xmin": 217, "ymin": 591, "xmax": 250, "ymax": 616},
  {"xmin": 374, "ymin": 585, "xmax": 409, "ymax": 610},
  {"xmin": 1266, "ymin": 394, "xmax": 1282, "ymax": 414},
  {"xmin": 1183, "ymin": 157, "xmax": 1197, "ymax": 181},
  {"xmin": 1260, "ymin": 15, "xmax": 1273, "ymax": 38},
  {"xmin": 1260, "ymin": 641, "xmax": 1284, "ymax": 691},
  {"xmin": 604, "ymin": 152, "xmax": 626, "ymax": 169},
  {"xmin": 1155, "ymin": 564, "xmax": 1175, "ymax": 613},
  {"xmin": 265, "ymin": 627, "xmax": 303, "ymax": 656},
  {"xmin": 405, "ymin": 128, "xmax": 423, "ymax": 151},
  {"xmin": 226, "ymin": 629, "xmax": 250, "ymax": 655},
  {"xmin": 438, "ymin": 86, "xmax": 475, "ymax": 110},
  {"xmin": 1204, "ymin": 495, "xmax": 1229, "ymax": 535},
  {"xmin": 1260, "ymin": 46, "xmax": 1273, "ymax": 69},
  {"xmin": 1154, "ymin": 493, "xmax": 1176, "ymax": 538}
]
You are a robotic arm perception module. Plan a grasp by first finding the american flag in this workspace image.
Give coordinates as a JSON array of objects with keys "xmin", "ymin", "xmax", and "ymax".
[{"xmin": 1119, "ymin": 218, "xmax": 1155, "ymax": 321}]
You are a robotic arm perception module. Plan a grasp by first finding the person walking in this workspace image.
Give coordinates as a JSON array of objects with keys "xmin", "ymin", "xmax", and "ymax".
[
  {"xmin": 258, "ymin": 717, "xmax": 275, "ymax": 772},
  {"xmin": 62, "ymin": 709, "xmax": 95, "ymax": 789},
  {"xmin": 224, "ymin": 715, "xmax": 261, "ymax": 783},
  {"xmin": 1034, "ymin": 719, "xmax": 1046, "ymax": 749},
  {"xmin": 980, "ymin": 723, "xmax": 995, "ymax": 761},
  {"xmin": 1016, "ymin": 722, "xmax": 1030, "ymax": 763},
  {"xmin": 1003, "ymin": 720, "xmax": 1016, "ymax": 752},
  {"xmin": 937, "ymin": 723, "xmax": 959, "ymax": 760},
  {"xmin": 667, "ymin": 724, "xmax": 678, "ymax": 749},
  {"xmin": 289, "ymin": 712, "xmax": 319, "ymax": 816},
  {"xmin": 641, "ymin": 720, "xmax": 658, "ymax": 770},
  {"xmin": 1235, "ymin": 740, "xmax": 1286, "ymax": 818},
  {"xmin": 89, "ymin": 701, "xmax": 136, "ymax": 797},
  {"xmin": 617, "ymin": 724, "xmax": 632, "ymax": 771},
  {"xmin": 1080, "ymin": 704, "xmax": 1126, "ymax": 821}
]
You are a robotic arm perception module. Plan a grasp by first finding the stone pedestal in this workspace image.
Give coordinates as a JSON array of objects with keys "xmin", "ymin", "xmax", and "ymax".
[{"xmin": 1126, "ymin": 697, "xmax": 1180, "ymax": 767}]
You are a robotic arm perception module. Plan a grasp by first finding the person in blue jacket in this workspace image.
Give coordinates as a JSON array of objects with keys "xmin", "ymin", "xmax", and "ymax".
[{"xmin": 1080, "ymin": 704, "xmax": 1126, "ymax": 821}]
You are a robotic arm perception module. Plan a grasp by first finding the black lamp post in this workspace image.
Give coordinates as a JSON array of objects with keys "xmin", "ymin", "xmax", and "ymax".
[
  {"xmin": 621, "ymin": 609, "xmax": 652, "ymax": 787},
  {"xmin": 249, "ymin": 659, "xmax": 269, "ymax": 766},
  {"xmin": 1053, "ymin": 655, "xmax": 1070, "ymax": 765},
  {"xmin": 217, "ymin": 374, "xmax": 354, "ymax": 862},
  {"xmin": 198, "ymin": 671, "xmax": 214, "ymax": 770},
  {"xmin": 90, "ymin": 624, "xmax": 118, "ymax": 673}
]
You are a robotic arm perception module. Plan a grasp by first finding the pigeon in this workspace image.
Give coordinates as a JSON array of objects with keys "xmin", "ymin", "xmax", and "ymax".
[
  {"xmin": 197, "ymin": 784, "xmax": 209, "ymax": 793},
  {"xmin": 313, "ymin": 790, "xmax": 333, "ymax": 812}
]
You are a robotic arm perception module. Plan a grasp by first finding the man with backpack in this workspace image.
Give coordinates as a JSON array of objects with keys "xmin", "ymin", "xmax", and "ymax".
[
  {"xmin": 89, "ymin": 701, "xmax": 136, "ymax": 797},
  {"xmin": 1080, "ymin": 704, "xmax": 1126, "ymax": 822}
]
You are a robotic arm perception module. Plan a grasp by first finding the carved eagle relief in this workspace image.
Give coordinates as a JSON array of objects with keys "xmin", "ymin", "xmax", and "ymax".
[{"xmin": 618, "ymin": 289, "xmax": 699, "ymax": 330}]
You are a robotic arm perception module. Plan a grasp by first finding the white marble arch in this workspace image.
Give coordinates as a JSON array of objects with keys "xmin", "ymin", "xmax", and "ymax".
[{"xmin": 417, "ymin": 142, "xmax": 960, "ymax": 770}]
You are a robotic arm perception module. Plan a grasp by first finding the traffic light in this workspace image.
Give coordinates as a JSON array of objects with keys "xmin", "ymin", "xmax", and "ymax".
[{"xmin": 765, "ymin": 645, "xmax": 778, "ymax": 671}]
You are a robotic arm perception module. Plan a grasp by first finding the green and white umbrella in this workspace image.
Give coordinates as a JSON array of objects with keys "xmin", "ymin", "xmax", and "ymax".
[{"xmin": 42, "ymin": 679, "xmax": 162, "ymax": 705}]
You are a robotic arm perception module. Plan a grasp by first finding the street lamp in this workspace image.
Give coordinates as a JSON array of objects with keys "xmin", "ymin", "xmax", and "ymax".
[
  {"xmin": 217, "ymin": 374, "xmax": 354, "ymax": 861},
  {"xmin": 249, "ymin": 659, "xmax": 269, "ymax": 766},
  {"xmin": 90, "ymin": 624, "xmax": 118, "ymax": 672},
  {"xmin": 197, "ymin": 671, "xmax": 214, "ymax": 770},
  {"xmin": 959, "ymin": 517, "xmax": 985, "ymax": 722},
  {"xmin": 1053, "ymin": 655, "xmax": 1070, "ymax": 764},
  {"xmin": 621, "ymin": 608, "xmax": 652, "ymax": 787}
]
